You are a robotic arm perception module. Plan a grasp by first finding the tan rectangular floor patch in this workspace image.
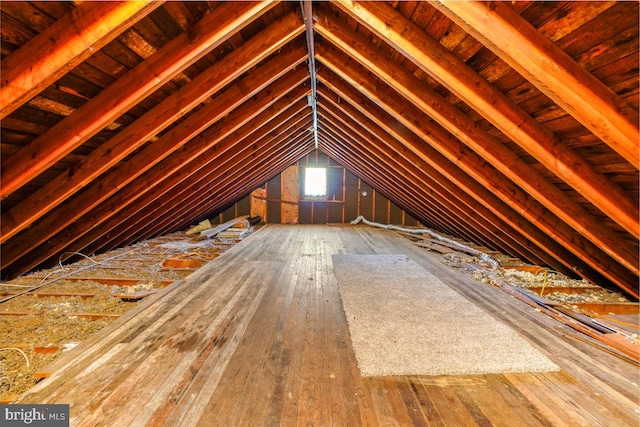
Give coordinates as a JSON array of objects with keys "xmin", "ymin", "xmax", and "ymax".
[{"xmin": 333, "ymin": 253, "xmax": 560, "ymax": 377}]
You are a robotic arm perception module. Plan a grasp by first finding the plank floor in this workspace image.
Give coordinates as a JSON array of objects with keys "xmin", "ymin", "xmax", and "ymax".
[{"xmin": 18, "ymin": 225, "xmax": 639, "ymax": 426}]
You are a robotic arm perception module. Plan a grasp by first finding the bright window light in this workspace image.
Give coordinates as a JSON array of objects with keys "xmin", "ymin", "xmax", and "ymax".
[{"xmin": 305, "ymin": 167, "xmax": 326, "ymax": 199}]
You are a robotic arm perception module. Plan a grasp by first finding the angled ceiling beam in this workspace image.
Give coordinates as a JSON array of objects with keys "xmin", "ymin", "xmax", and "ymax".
[
  {"xmin": 0, "ymin": 1, "xmax": 161, "ymax": 120},
  {"xmin": 315, "ymin": 54, "xmax": 637, "ymax": 294},
  {"xmin": 301, "ymin": 0, "xmax": 319, "ymax": 148},
  {"xmin": 329, "ymin": 1, "xmax": 638, "ymax": 237},
  {"xmin": 318, "ymin": 136, "xmax": 467, "ymax": 238},
  {"xmin": 0, "ymin": 1, "xmax": 277, "ymax": 198},
  {"xmin": 320, "ymin": 140, "xmax": 435, "ymax": 229},
  {"xmin": 433, "ymin": 0, "xmax": 639, "ymax": 168},
  {"xmin": 95, "ymin": 69, "xmax": 307, "ymax": 239},
  {"xmin": 0, "ymin": 1, "xmax": 275, "ymax": 197},
  {"xmin": 317, "ymin": 93, "xmax": 551, "ymax": 267},
  {"xmin": 40, "ymin": 96, "xmax": 311, "ymax": 269},
  {"xmin": 131, "ymin": 106, "xmax": 312, "ymax": 243},
  {"xmin": 35, "ymin": 128, "xmax": 314, "ymax": 272},
  {"xmin": 314, "ymin": 13, "xmax": 639, "ymax": 277},
  {"xmin": 318, "ymin": 137, "xmax": 442, "ymax": 228},
  {"xmin": 1, "ymin": 63, "xmax": 308, "ymax": 272},
  {"xmin": 318, "ymin": 80, "xmax": 567, "ymax": 271},
  {"xmin": 319, "ymin": 102, "xmax": 561, "ymax": 267},
  {"xmin": 12, "ymin": 106, "xmax": 312, "ymax": 276},
  {"xmin": 164, "ymin": 134, "xmax": 314, "ymax": 236},
  {"xmin": 318, "ymin": 107, "xmax": 483, "ymax": 241},
  {"xmin": 317, "ymin": 84, "xmax": 568, "ymax": 270},
  {"xmin": 155, "ymin": 134, "xmax": 313, "ymax": 238},
  {"xmin": 319, "ymin": 127, "xmax": 559, "ymax": 270},
  {"xmin": 127, "ymin": 106, "xmax": 311, "ymax": 243},
  {"xmin": 87, "ymin": 123, "xmax": 313, "ymax": 255},
  {"xmin": 320, "ymin": 131, "xmax": 610, "ymax": 287},
  {"xmin": 140, "ymin": 116, "xmax": 313, "ymax": 240},
  {"xmin": 317, "ymin": 130, "xmax": 530, "ymax": 262},
  {"xmin": 319, "ymin": 115, "xmax": 495, "ymax": 248},
  {"xmin": 2, "ymin": 51, "xmax": 306, "ymax": 274},
  {"xmin": 75, "ymin": 102, "xmax": 311, "ymax": 260},
  {"xmin": 1, "ymin": 18, "xmax": 306, "ymax": 244},
  {"xmin": 130, "ymin": 131, "xmax": 314, "ymax": 245}
]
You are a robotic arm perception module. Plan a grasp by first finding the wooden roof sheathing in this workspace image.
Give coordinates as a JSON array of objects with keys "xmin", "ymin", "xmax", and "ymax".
[{"xmin": 0, "ymin": 1, "xmax": 638, "ymax": 298}]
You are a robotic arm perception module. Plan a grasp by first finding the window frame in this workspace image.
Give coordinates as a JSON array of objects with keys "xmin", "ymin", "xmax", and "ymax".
[{"xmin": 302, "ymin": 166, "xmax": 328, "ymax": 200}]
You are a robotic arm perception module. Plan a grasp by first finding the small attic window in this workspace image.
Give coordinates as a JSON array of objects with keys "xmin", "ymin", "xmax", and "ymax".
[{"xmin": 304, "ymin": 167, "xmax": 327, "ymax": 199}]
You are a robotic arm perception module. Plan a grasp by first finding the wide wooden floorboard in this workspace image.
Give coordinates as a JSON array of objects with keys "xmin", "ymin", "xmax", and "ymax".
[{"xmin": 18, "ymin": 225, "xmax": 639, "ymax": 426}]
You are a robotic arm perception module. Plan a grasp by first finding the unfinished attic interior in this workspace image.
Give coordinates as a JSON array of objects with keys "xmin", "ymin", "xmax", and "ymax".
[{"xmin": 1, "ymin": 0, "xmax": 639, "ymax": 424}]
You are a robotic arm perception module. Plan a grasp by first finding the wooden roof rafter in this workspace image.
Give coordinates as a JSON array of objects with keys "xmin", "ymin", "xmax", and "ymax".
[
  {"xmin": 314, "ymin": 48, "xmax": 636, "ymax": 294},
  {"xmin": 319, "ymin": 113, "xmax": 495, "ymax": 247},
  {"xmin": 2, "ymin": 65, "xmax": 311, "ymax": 275},
  {"xmin": 332, "ymin": 1, "xmax": 639, "ymax": 238},
  {"xmin": 0, "ymin": 1, "xmax": 162, "ymax": 121},
  {"xmin": 322, "ymin": 88, "xmax": 570, "ymax": 272},
  {"xmin": 315, "ymin": 5, "xmax": 638, "ymax": 276},
  {"xmin": 1, "ymin": 1, "xmax": 279, "ymax": 197},
  {"xmin": 99, "ymin": 129, "xmax": 315, "ymax": 252},
  {"xmin": 433, "ymin": 0, "xmax": 639, "ymax": 168},
  {"xmin": 87, "ymin": 79, "xmax": 311, "ymax": 254},
  {"xmin": 0, "ymin": 9, "xmax": 305, "ymax": 245},
  {"xmin": 315, "ymin": 83, "xmax": 597, "ymax": 280},
  {"xmin": 316, "ymin": 92, "xmax": 551, "ymax": 266}
]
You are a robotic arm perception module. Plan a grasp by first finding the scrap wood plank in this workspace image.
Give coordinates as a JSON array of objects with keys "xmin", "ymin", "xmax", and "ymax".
[
  {"xmin": 414, "ymin": 240, "xmax": 453, "ymax": 254},
  {"xmin": 66, "ymin": 312, "xmax": 121, "ymax": 320},
  {"xmin": 199, "ymin": 215, "xmax": 250, "ymax": 239},
  {"xmin": 33, "ymin": 372, "xmax": 51, "ymax": 379},
  {"xmin": 599, "ymin": 333, "xmax": 640, "ymax": 360},
  {"xmin": 591, "ymin": 318, "xmax": 639, "ymax": 339},
  {"xmin": 594, "ymin": 314, "xmax": 639, "ymax": 330},
  {"xmin": 423, "ymin": 238, "xmax": 481, "ymax": 255},
  {"xmin": 29, "ymin": 276, "xmax": 142, "ymax": 286},
  {"xmin": 114, "ymin": 290, "xmax": 158, "ymax": 301},
  {"xmin": 0, "ymin": 291, "xmax": 101, "ymax": 299},
  {"xmin": 0, "ymin": 344, "xmax": 58, "ymax": 353},
  {"xmin": 554, "ymin": 306, "xmax": 618, "ymax": 335},
  {"xmin": 559, "ymin": 327, "xmax": 639, "ymax": 366},
  {"xmin": 504, "ymin": 265, "xmax": 547, "ymax": 274},
  {"xmin": 42, "ymin": 276, "xmax": 174, "ymax": 287},
  {"xmin": 0, "ymin": 311, "xmax": 41, "ymax": 316},
  {"xmin": 527, "ymin": 286, "xmax": 604, "ymax": 295},
  {"xmin": 567, "ymin": 302, "xmax": 639, "ymax": 315},
  {"xmin": 161, "ymin": 258, "xmax": 205, "ymax": 268},
  {"xmin": 513, "ymin": 287, "xmax": 560, "ymax": 306},
  {"xmin": 160, "ymin": 268, "xmax": 197, "ymax": 273}
]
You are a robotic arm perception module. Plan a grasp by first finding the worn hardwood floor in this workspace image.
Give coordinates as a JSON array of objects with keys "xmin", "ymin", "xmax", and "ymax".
[{"xmin": 18, "ymin": 225, "xmax": 639, "ymax": 426}]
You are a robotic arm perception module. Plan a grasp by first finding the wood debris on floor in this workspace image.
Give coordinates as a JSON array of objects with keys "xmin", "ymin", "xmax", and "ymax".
[{"xmin": 0, "ymin": 226, "xmax": 257, "ymax": 402}]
